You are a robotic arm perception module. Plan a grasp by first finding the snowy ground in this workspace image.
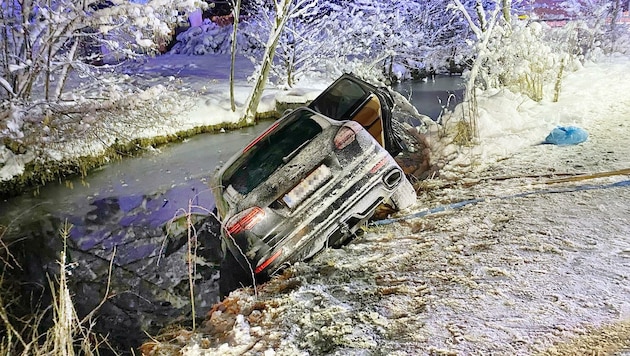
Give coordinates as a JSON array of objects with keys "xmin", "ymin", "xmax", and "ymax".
[
  {"xmin": 3, "ymin": 40, "xmax": 630, "ymax": 354},
  {"xmin": 140, "ymin": 56, "xmax": 630, "ymax": 355}
]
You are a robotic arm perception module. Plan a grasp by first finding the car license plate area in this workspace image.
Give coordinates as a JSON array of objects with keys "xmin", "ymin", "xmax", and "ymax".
[{"xmin": 283, "ymin": 165, "xmax": 332, "ymax": 209}]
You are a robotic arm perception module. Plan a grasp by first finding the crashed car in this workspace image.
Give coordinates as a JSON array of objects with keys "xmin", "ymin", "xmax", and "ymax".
[{"xmin": 213, "ymin": 74, "xmax": 417, "ymax": 294}]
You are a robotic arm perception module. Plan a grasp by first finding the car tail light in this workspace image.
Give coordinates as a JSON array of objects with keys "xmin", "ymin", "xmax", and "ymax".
[
  {"xmin": 334, "ymin": 121, "xmax": 363, "ymax": 149},
  {"xmin": 255, "ymin": 249, "xmax": 283, "ymax": 274},
  {"xmin": 226, "ymin": 207, "xmax": 265, "ymax": 235},
  {"xmin": 370, "ymin": 156, "xmax": 388, "ymax": 174}
]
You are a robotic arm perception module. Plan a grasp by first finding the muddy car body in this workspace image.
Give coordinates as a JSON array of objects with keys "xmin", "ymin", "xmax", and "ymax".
[{"xmin": 212, "ymin": 74, "xmax": 416, "ymax": 292}]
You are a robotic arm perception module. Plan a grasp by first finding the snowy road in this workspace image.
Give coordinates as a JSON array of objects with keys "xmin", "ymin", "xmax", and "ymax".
[{"xmin": 167, "ymin": 68, "xmax": 630, "ymax": 355}]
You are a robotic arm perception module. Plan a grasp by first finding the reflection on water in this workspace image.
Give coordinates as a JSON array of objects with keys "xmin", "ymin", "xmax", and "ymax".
[{"xmin": 392, "ymin": 75, "xmax": 465, "ymax": 121}]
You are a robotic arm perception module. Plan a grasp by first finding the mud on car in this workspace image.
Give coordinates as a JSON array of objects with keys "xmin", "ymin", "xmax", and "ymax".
[{"xmin": 213, "ymin": 74, "xmax": 417, "ymax": 296}]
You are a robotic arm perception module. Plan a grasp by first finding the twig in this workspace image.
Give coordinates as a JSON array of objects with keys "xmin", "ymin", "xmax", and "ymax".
[{"xmin": 80, "ymin": 246, "xmax": 116, "ymax": 325}]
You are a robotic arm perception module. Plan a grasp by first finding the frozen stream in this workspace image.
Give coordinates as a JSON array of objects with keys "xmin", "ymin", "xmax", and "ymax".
[{"xmin": 392, "ymin": 75, "xmax": 465, "ymax": 123}]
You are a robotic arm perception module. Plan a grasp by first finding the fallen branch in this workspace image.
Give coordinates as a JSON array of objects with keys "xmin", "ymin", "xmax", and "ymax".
[
  {"xmin": 546, "ymin": 168, "xmax": 630, "ymax": 184},
  {"xmin": 419, "ymin": 172, "xmax": 587, "ymax": 190}
]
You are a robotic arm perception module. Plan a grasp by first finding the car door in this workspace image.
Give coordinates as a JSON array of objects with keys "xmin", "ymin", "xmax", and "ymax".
[{"xmin": 308, "ymin": 74, "xmax": 403, "ymax": 156}]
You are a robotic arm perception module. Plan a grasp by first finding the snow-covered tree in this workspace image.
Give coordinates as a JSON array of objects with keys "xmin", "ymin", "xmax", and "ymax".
[
  {"xmin": 240, "ymin": 0, "xmax": 317, "ymax": 122},
  {"xmin": 446, "ymin": 0, "xmax": 508, "ymax": 143},
  {"xmin": 560, "ymin": 0, "xmax": 629, "ymax": 56},
  {"xmin": 0, "ymin": 0, "xmax": 206, "ymax": 162},
  {"xmin": 237, "ymin": 0, "xmax": 479, "ymax": 86},
  {"xmin": 0, "ymin": 0, "xmax": 205, "ymax": 102},
  {"xmin": 270, "ymin": 9, "xmax": 331, "ymax": 87},
  {"xmin": 169, "ymin": 0, "xmax": 497, "ymax": 85}
]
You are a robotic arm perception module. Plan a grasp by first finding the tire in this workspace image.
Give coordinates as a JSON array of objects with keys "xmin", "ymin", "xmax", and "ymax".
[{"xmin": 218, "ymin": 247, "xmax": 255, "ymax": 298}]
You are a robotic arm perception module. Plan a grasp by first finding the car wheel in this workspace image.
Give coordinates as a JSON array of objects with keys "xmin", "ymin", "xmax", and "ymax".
[
  {"xmin": 389, "ymin": 178, "xmax": 417, "ymax": 211},
  {"xmin": 218, "ymin": 249, "xmax": 254, "ymax": 298}
]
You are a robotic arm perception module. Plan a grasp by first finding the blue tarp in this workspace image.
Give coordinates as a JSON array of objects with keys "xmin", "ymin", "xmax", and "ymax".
[{"xmin": 545, "ymin": 126, "xmax": 588, "ymax": 145}]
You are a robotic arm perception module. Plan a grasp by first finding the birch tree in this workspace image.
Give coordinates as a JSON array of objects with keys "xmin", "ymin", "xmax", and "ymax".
[
  {"xmin": 449, "ymin": 0, "xmax": 504, "ymax": 141},
  {"xmin": 229, "ymin": 0, "xmax": 242, "ymax": 111},
  {"xmin": 241, "ymin": 0, "xmax": 316, "ymax": 123}
]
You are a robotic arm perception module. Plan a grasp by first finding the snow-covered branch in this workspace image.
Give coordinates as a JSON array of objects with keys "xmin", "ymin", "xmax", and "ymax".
[
  {"xmin": 1, "ymin": 0, "xmax": 204, "ymax": 103},
  {"xmin": 451, "ymin": 0, "xmax": 483, "ymax": 39}
]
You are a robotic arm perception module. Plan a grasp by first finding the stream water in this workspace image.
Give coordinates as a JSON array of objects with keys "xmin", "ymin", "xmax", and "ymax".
[
  {"xmin": 392, "ymin": 74, "xmax": 465, "ymax": 122},
  {"xmin": 0, "ymin": 76, "xmax": 463, "ymax": 354}
]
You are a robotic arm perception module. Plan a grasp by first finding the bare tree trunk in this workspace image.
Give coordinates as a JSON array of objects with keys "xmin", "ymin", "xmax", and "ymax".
[
  {"xmin": 287, "ymin": 40, "xmax": 296, "ymax": 87},
  {"xmin": 0, "ymin": 8, "xmax": 16, "ymax": 98},
  {"xmin": 475, "ymin": 0, "xmax": 488, "ymax": 32},
  {"xmin": 609, "ymin": 0, "xmax": 621, "ymax": 52},
  {"xmin": 53, "ymin": 39, "xmax": 80, "ymax": 100},
  {"xmin": 229, "ymin": 0, "xmax": 241, "ymax": 112},
  {"xmin": 502, "ymin": 0, "xmax": 512, "ymax": 34},
  {"xmin": 502, "ymin": 0, "xmax": 512, "ymax": 24},
  {"xmin": 242, "ymin": 0, "xmax": 292, "ymax": 123},
  {"xmin": 45, "ymin": 31, "xmax": 53, "ymax": 100},
  {"xmin": 17, "ymin": 0, "xmax": 35, "ymax": 99}
]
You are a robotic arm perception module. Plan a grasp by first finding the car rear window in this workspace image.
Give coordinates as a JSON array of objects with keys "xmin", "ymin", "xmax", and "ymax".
[{"xmin": 223, "ymin": 109, "xmax": 324, "ymax": 195}]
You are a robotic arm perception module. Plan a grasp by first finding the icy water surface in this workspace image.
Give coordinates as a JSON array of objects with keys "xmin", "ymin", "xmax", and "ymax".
[{"xmin": 392, "ymin": 75, "xmax": 465, "ymax": 121}]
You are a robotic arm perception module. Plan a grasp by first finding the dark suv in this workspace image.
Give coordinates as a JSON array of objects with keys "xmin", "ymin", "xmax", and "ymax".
[{"xmin": 213, "ymin": 74, "xmax": 416, "ymax": 295}]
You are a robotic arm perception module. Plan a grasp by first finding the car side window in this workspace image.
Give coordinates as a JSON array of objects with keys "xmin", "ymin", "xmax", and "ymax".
[{"xmin": 310, "ymin": 79, "xmax": 368, "ymax": 121}]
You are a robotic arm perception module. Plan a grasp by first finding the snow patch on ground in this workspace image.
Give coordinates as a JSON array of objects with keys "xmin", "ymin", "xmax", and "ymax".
[
  {"xmin": 0, "ymin": 146, "xmax": 33, "ymax": 180},
  {"xmin": 434, "ymin": 55, "xmax": 630, "ymax": 180}
]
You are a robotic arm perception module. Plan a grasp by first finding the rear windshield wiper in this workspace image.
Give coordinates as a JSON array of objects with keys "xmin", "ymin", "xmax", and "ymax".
[{"xmin": 282, "ymin": 140, "xmax": 311, "ymax": 164}]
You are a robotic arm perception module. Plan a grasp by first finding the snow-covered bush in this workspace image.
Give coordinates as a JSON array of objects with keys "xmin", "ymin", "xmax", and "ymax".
[
  {"xmin": 560, "ymin": 0, "xmax": 629, "ymax": 58},
  {"xmin": 480, "ymin": 21, "xmax": 568, "ymax": 102},
  {"xmin": 1, "ymin": 79, "xmax": 191, "ymax": 165},
  {"xmin": 0, "ymin": 0, "xmax": 205, "ymax": 159},
  {"xmin": 465, "ymin": 0, "xmax": 630, "ymax": 103},
  {"xmin": 306, "ymin": 0, "xmax": 476, "ymax": 83},
  {"xmin": 611, "ymin": 24, "xmax": 630, "ymax": 54},
  {"xmin": 170, "ymin": 20, "xmax": 233, "ymax": 55},
  {"xmin": 168, "ymin": 18, "xmax": 263, "ymax": 56}
]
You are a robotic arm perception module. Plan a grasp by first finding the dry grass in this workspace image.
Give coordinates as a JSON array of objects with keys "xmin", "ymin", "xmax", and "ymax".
[
  {"xmin": 451, "ymin": 120, "xmax": 475, "ymax": 147},
  {"xmin": 162, "ymin": 197, "xmax": 220, "ymax": 332},
  {"xmin": 138, "ymin": 267, "xmax": 302, "ymax": 355},
  {"xmin": 0, "ymin": 221, "xmax": 114, "ymax": 355},
  {"xmin": 537, "ymin": 320, "xmax": 630, "ymax": 356}
]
